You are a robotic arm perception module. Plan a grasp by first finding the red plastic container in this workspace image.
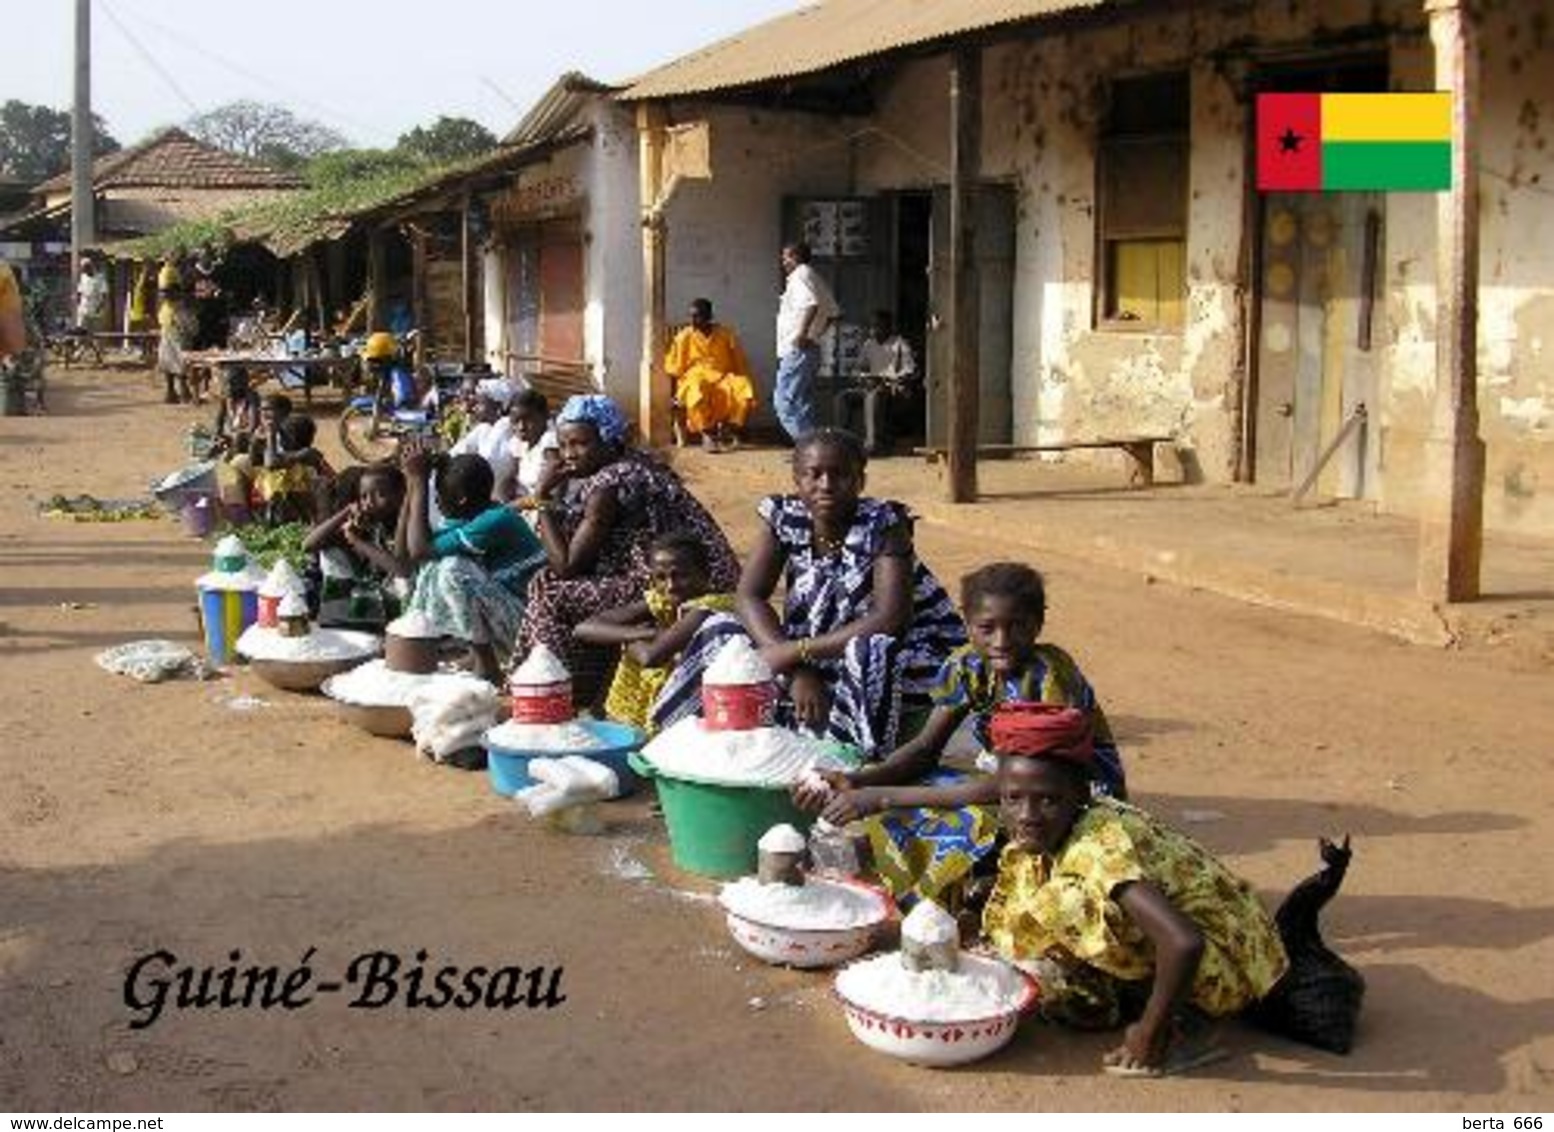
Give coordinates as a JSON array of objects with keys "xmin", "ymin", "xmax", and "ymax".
[
  {"xmin": 257, "ymin": 593, "xmax": 282, "ymax": 628},
  {"xmin": 511, "ymin": 679, "xmax": 573, "ymax": 724},
  {"xmin": 702, "ymin": 682, "xmax": 775, "ymax": 732}
]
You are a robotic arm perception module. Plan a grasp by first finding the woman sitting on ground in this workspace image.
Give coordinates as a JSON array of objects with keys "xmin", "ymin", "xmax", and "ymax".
[
  {"xmin": 982, "ymin": 703, "xmax": 1287, "ymax": 1077},
  {"xmin": 652, "ymin": 427, "xmax": 966, "ymax": 753},
  {"xmin": 398, "ymin": 437, "xmax": 547, "ymax": 681},
  {"xmin": 517, "ymin": 394, "xmax": 740, "ymax": 706}
]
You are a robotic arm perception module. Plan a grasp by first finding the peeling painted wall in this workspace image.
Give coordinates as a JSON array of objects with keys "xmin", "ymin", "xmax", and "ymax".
[
  {"xmin": 660, "ymin": 104, "xmax": 855, "ymax": 427},
  {"xmin": 843, "ymin": 0, "xmax": 1554, "ymax": 535},
  {"xmin": 1382, "ymin": 0, "xmax": 1554, "ymax": 534}
]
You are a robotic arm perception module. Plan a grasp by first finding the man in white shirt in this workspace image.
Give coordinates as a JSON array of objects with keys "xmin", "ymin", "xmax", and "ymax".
[
  {"xmin": 835, "ymin": 310, "xmax": 917, "ymax": 455},
  {"xmin": 773, "ymin": 242, "xmax": 838, "ymax": 441},
  {"xmin": 75, "ymin": 258, "xmax": 107, "ymax": 332}
]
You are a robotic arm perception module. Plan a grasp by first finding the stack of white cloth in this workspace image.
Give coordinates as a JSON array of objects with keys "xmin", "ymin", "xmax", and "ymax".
[
  {"xmin": 408, "ymin": 681, "xmax": 503, "ymax": 763},
  {"xmin": 514, "ymin": 756, "xmax": 621, "ymax": 820}
]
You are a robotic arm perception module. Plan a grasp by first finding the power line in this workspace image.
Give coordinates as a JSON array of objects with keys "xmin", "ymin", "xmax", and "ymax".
[
  {"xmin": 107, "ymin": 0, "xmax": 373, "ymax": 138},
  {"xmin": 98, "ymin": 0, "xmax": 202, "ymax": 118}
]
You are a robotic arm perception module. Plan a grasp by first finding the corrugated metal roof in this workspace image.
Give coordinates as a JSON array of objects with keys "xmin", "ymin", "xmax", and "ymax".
[
  {"xmin": 620, "ymin": 0, "xmax": 1105, "ymax": 101},
  {"xmin": 502, "ymin": 72, "xmax": 618, "ymax": 147}
]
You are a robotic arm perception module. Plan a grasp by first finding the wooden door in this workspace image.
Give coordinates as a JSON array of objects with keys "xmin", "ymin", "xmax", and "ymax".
[
  {"xmin": 925, "ymin": 183, "xmax": 1016, "ymax": 447},
  {"xmin": 1254, "ymin": 192, "xmax": 1382, "ymax": 496}
]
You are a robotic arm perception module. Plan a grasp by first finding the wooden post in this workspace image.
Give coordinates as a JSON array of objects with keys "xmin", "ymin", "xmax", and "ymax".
[
  {"xmin": 946, "ymin": 48, "xmax": 982, "ymax": 503},
  {"xmin": 1417, "ymin": 0, "xmax": 1485, "ymax": 602},
  {"xmin": 638, "ymin": 102, "xmax": 671, "ymax": 446},
  {"xmin": 461, "ymin": 193, "xmax": 476, "ymax": 363},
  {"xmin": 366, "ymin": 227, "xmax": 387, "ymax": 332}
]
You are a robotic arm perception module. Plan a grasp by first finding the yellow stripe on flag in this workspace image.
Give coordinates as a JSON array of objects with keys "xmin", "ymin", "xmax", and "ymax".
[{"xmin": 1322, "ymin": 93, "xmax": 1451, "ymax": 141}]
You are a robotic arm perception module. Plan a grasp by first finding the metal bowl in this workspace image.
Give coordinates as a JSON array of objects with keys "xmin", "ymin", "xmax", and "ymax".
[
  {"xmin": 250, "ymin": 655, "xmax": 369, "ymax": 693},
  {"xmin": 333, "ymin": 700, "xmax": 414, "ymax": 738}
]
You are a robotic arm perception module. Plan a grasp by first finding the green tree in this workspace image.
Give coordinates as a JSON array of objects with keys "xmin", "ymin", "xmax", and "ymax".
[
  {"xmin": 395, "ymin": 116, "xmax": 497, "ymax": 166},
  {"xmin": 186, "ymin": 100, "xmax": 347, "ymax": 169},
  {"xmin": 0, "ymin": 100, "xmax": 119, "ymax": 185}
]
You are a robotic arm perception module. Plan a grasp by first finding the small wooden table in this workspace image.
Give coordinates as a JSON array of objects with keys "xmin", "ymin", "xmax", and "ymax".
[{"xmin": 184, "ymin": 352, "xmax": 361, "ymax": 404}]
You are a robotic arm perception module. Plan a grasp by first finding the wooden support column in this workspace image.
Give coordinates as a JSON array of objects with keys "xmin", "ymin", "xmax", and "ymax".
[
  {"xmin": 461, "ymin": 193, "xmax": 476, "ymax": 363},
  {"xmin": 946, "ymin": 48, "xmax": 982, "ymax": 503},
  {"xmin": 1416, "ymin": 0, "xmax": 1485, "ymax": 602},
  {"xmin": 638, "ymin": 102, "xmax": 671, "ymax": 446},
  {"xmin": 366, "ymin": 227, "xmax": 388, "ymax": 332}
]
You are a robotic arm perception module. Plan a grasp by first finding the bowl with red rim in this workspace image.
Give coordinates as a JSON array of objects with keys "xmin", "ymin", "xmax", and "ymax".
[
  {"xmin": 719, "ymin": 875, "xmax": 895, "ymax": 969},
  {"xmin": 832, "ymin": 952, "xmax": 1040, "ymax": 1067}
]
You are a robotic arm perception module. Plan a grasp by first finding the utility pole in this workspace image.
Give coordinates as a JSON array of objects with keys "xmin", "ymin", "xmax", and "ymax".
[{"xmin": 71, "ymin": 0, "xmax": 96, "ymax": 291}]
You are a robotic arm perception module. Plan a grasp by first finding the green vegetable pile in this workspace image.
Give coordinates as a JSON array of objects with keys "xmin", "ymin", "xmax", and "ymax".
[{"xmin": 230, "ymin": 522, "xmax": 310, "ymax": 570}]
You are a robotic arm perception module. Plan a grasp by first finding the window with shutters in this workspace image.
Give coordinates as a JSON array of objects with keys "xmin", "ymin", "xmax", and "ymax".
[{"xmin": 1096, "ymin": 72, "xmax": 1189, "ymax": 330}]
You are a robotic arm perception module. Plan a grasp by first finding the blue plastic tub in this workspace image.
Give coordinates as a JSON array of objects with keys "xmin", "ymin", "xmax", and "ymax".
[{"xmin": 483, "ymin": 719, "xmax": 645, "ymax": 797}]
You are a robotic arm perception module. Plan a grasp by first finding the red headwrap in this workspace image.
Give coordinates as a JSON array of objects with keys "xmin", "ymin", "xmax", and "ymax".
[{"xmin": 989, "ymin": 702, "xmax": 1095, "ymax": 764}]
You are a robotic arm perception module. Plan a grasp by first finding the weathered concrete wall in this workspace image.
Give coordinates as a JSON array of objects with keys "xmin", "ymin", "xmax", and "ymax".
[
  {"xmin": 846, "ymin": 0, "xmax": 1554, "ymax": 534},
  {"xmin": 1382, "ymin": 0, "xmax": 1554, "ymax": 535},
  {"xmin": 662, "ymin": 103, "xmax": 854, "ymax": 426}
]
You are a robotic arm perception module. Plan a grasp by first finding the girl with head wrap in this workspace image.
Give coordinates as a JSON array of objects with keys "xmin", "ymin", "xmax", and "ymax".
[
  {"xmin": 982, "ymin": 703, "xmax": 1287, "ymax": 1078},
  {"xmin": 517, "ymin": 394, "xmax": 739, "ymax": 705}
]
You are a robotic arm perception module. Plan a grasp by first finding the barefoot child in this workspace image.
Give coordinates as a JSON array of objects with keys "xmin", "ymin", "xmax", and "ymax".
[
  {"xmin": 982, "ymin": 703, "xmax": 1287, "ymax": 1077},
  {"xmin": 575, "ymin": 532, "xmax": 736, "ymax": 730},
  {"xmin": 792, "ymin": 561, "xmax": 1124, "ymax": 908}
]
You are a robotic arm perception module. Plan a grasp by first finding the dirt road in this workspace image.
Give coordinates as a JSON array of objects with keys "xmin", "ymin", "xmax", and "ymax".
[{"xmin": 2, "ymin": 369, "xmax": 1551, "ymax": 1111}]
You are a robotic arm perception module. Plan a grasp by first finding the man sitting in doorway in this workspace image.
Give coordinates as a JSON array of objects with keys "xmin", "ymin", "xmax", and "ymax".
[
  {"xmin": 835, "ymin": 309, "xmax": 917, "ymax": 456},
  {"xmin": 665, "ymin": 297, "xmax": 755, "ymax": 453}
]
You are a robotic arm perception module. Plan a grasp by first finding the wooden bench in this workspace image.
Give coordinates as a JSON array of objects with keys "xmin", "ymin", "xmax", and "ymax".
[
  {"xmin": 914, "ymin": 435, "xmax": 1175, "ymax": 487},
  {"xmin": 505, "ymin": 353, "xmax": 595, "ymax": 406}
]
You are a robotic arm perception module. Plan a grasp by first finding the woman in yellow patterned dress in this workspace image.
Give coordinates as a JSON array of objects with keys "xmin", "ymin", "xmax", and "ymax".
[
  {"xmin": 981, "ymin": 703, "xmax": 1288, "ymax": 1077},
  {"xmin": 575, "ymin": 531, "xmax": 736, "ymax": 730}
]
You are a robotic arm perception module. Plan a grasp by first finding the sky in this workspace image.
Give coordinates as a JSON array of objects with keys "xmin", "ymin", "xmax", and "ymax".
[{"xmin": 4, "ymin": 0, "xmax": 804, "ymax": 149}]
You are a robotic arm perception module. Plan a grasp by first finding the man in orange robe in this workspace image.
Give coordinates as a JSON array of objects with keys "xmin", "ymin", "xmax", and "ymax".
[{"xmin": 665, "ymin": 298, "xmax": 755, "ymax": 452}]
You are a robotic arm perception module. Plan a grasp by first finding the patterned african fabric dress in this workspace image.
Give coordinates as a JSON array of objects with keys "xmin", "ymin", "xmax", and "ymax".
[
  {"xmin": 518, "ymin": 453, "xmax": 740, "ymax": 702},
  {"xmin": 862, "ymin": 643, "xmax": 1126, "ymax": 911},
  {"xmin": 650, "ymin": 495, "xmax": 966, "ymax": 754},
  {"xmin": 407, "ymin": 504, "xmax": 547, "ymax": 651},
  {"xmin": 982, "ymin": 798, "xmax": 1289, "ymax": 1029},
  {"xmin": 603, "ymin": 590, "xmax": 737, "ymax": 732}
]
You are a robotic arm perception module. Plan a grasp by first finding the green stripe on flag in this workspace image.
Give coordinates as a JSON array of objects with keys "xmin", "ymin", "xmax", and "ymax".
[{"xmin": 1322, "ymin": 141, "xmax": 1451, "ymax": 190}]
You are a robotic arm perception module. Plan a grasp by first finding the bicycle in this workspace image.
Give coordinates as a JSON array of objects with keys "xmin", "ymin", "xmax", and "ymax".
[{"xmin": 337, "ymin": 332, "xmax": 472, "ymax": 463}]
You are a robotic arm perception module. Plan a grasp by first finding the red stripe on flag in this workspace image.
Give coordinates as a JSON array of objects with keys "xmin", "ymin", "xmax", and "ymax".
[{"xmin": 1257, "ymin": 93, "xmax": 1322, "ymax": 191}]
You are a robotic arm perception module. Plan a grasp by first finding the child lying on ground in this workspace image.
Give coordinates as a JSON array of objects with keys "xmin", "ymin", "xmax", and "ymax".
[
  {"xmin": 397, "ymin": 437, "xmax": 546, "ymax": 682},
  {"xmin": 982, "ymin": 702, "xmax": 1287, "ymax": 1077},
  {"xmin": 303, "ymin": 463, "xmax": 410, "ymax": 630},
  {"xmin": 791, "ymin": 561, "xmax": 1124, "ymax": 909},
  {"xmin": 575, "ymin": 531, "xmax": 736, "ymax": 729}
]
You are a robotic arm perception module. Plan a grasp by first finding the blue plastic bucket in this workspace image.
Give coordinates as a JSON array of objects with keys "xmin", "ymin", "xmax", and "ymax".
[
  {"xmin": 483, "ymin": 720, "xmax": 645, "ymax": 797},
  {"xmin": 198, "ymin": 584, "xmax": 259, "ymax": 664}
]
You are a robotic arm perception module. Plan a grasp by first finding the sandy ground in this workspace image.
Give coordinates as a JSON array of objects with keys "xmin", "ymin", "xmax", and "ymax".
[{"xmin": 2, "ymin": 367, "xmax": 1553, "ymax": 1112}]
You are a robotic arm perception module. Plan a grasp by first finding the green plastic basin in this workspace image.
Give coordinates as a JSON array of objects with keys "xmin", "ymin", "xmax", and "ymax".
[{"xmin": 629, "ymin": 751, "xmax": 816, "ymax": 879}]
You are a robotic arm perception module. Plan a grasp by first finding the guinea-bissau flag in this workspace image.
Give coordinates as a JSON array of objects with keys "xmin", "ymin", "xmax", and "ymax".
[{"xmin": 1256, "ymin": 92, "xmax": 1452, "ymax": 191}]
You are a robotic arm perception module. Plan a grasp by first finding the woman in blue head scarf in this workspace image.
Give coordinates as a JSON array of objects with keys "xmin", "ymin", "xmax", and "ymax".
[{"xmin": 518, "ymin": 394, "xmax": 740, "ymax": 704}]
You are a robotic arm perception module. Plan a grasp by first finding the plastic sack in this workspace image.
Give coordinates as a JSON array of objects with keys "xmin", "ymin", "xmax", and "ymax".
[
  {"xmin": 96, "ymin": 640, "xmax": 212, "ymax": 684},
  {"xmin": 1248, "ymin": 836, "xmax": 1366, "ymax": 1054}
]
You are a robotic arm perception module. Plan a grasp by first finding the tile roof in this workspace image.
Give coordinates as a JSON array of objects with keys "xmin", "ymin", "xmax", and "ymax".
[{"xmin": 34, "ymin": 127, "xmax": 303, "ymax": 194}]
